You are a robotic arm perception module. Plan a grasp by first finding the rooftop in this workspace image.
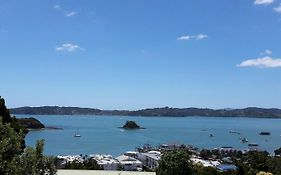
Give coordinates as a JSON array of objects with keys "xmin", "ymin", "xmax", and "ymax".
[
  {"xmin": 90, "ymin": 154, "xmax": 119, "ymax": 165},
  {"xmin": 116, "ymin": 155, "xmax": 142, "ymax": 164},
  {"xmin": 57, "ymin": 170, "xmax": 155, "ymax": 175}
]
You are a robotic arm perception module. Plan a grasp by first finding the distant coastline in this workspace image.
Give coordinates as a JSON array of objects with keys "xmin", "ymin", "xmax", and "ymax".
[{"xmin": 10, "ymin": 106, "xmax": 281, "ymax": 118}]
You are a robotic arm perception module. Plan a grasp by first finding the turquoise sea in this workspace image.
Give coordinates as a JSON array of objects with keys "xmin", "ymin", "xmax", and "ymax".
[{"xmin": 17, "ymin": 115, "xmax": 281, "ymax": 156}]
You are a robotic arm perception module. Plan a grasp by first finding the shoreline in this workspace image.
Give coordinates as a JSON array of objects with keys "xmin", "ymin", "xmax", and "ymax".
[{"xmin": 28, "ymin": 126, "xmax": 63, "ymax": 131}]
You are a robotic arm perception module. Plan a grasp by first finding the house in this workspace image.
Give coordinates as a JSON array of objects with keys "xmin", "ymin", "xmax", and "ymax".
[
  {"xmin": 56, "ymin": 155, "xmax": 84, "ymax": 168},
  {"xmin": 124, "ymin": 151, "xmax": 139, "ymax": 159},
  {"xmin": 191, "ymin": 155, "xmax": 221, "ymax": 168},
  {"xmin": 90, "ymin": 154, "xmax": 119, "ymax": 170},
  {"xmin": 115, "ymin": 155, "xmax": 143, "ymax": 171},
  {"xmin": 137, "ymin": 151, "xmax": 161, "ymax": 170}
]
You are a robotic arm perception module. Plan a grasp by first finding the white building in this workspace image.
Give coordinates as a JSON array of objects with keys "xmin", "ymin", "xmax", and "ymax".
[
  {"xmin": 191, "ymin": 156, "xmax": 221, "ymax": 167},
  {"xmin": 115, "ymin": 155, "xmax": 143, "ymax": 171},
  {"xmin": 90, "ymin": 154, "xmax": 119, "ymax": 170},
  {"xmin": 137, "ymin": 151, "xmax": 161, "ymax": 170},
  {"xmin": 57, "ymin": 155, "xmax": 84, "ymax": 166}
]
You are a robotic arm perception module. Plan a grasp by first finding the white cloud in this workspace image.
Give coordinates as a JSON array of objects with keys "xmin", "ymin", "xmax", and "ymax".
[
  {"xmin": 65, "ymin": 11, "xmax": 76, "ymax": 17},
  {"xmin": 56, "ymin": 43, "xmax": 82, "ymax": 52},
  {"xmin": 196, "ymin": 34, "xmax": 208, "ymax": 40},
  {"xmin": 237, "ymin": 56, "xmax": 281, "ymax": 68},
  {"xmin": 254, "ymin": 0, "xmax": 274, "ymax": 5},
  {"xmin": 177, "ymin": 35, "xmax": 193, "ymax": 40},
  {"xmin": 53, "ymin": 5, "xmax": 60, "ymax": 9},
  {"xmin": 261, "ymin": 49, "xmax": 272, "ymax": 55},
  {"xmin": 177, "ymin": 34, "xmax": 208, "ymax": 41},
  {"xmin": 264, "ymin": 49, "xmax": 272, "ymax": 55},
  {"xmin": 274, "ymin": 4, "xmax": 281, "ymax": 13}
]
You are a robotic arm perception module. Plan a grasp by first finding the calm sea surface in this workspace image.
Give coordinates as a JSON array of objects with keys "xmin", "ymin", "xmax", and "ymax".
[{"xmin": 16, "ymin": 115, "xmax": 281, "ymax": 156}]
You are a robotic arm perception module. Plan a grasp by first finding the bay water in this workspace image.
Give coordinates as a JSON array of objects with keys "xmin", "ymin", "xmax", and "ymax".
[{"xmin": 16, "ymin": 115, "xmax": 281, "ymax": 156}]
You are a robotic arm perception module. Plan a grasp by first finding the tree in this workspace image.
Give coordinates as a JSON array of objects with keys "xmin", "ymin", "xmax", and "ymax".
[
  {"xmin": 0, "ymin": 120, "xmax": 24, "ymax": 175},
  {"xmin": 20, "ymin": 140, "xmax": 57, "ymax": 175},
  {"xmin": 156, "ymin": 150, "xmax": 195, "ymax": 175},
  {"xmin": 265, "ymin": 157, "xmax": 281, "ymax": 175},
  {"xmin": 0, "ymin": 97, "xmax": 56, "ymax": 175},
  {"xmin": 63, "ymin": 158, "xmax": 102, "ymax": 170},
  {"xmin": 195, "ymin": 165, "xmax": 218, "ymax": 175},
  {"xmin": 200, "ymin": 149, "xmax": 212, "ymax": 160},
  {"xmin": 83, "ymin": 159, "xmax": 102, "ymax": 170},
  {"xmin": 0, "ymin": 97, "xmax": 12, "ymax": 124},
  {"xmin": 256, "ymin": 172, "xmax": 273, "ymax": 175},
  {"xmin": 64, "ymin": 160, "xmax": 85, "ymax": 169},
  {"xmin": 274, "ymin": 147, "xmax": 281, "ymax": 156},
  {"xmin": 244, "ymin": 151, "xmax": 269, "ymax": 172}
]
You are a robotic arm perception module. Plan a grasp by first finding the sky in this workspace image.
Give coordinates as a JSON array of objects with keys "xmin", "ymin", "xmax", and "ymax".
[{"xmin": 1, "ymin": 0, "xmax": 281, "ymax": 110}]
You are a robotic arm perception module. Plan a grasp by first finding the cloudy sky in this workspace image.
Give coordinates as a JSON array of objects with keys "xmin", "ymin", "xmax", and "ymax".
[{"xmin": 1, "ymin": 0, "xmax": 281, "ymax": 109}]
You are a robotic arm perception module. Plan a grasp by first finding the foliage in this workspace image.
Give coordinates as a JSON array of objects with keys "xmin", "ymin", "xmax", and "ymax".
[
  {"xmin": 156, "ymin": 150, "xmax": 194, "ymax": 175},
  {"xmin": 0, "ymin": 121, "xmax": 24, "ymax": 175},
  {"xmin": 265, "ymin": 157, "xmax": 281, "ymax": 175},
  {"xmin": 256, "ymin": 172, "xmax": 273, "ymax": 175},
  {"xmin": 195, "ymin": 165, "xmax": 219, "ymax": 175},
  {"xmin": 274, "ymin": 147, "xmax": 281, "ymax": 156},
  {"xmin": 20, "ymin": 140, "xmax": 57, "ymax": 175},
  {"xmin": 231, "ymin": 150, "xmax": 281, "ymax": 175},
  {"xmin": 0, "ymin": 96, "xmax": 56, "ymax": 175},
  {"xmin": 63, "ymin": 159, "xmax": 102, "ymax": 170},
  {"xmin": 200, "ymin": 149, "xmax": 212, "ymax": 160},
  {"xmin": 83, "ymin": 159, "xmax": 102, "ymax": 170},
  {"xmin": 243, "ymin": 151, "xmax": 269, "ymax": 172}
]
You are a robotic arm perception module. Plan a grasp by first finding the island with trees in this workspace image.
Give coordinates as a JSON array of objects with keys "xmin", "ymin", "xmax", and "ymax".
[{"xmin": 121, "ymin": 120, "xmax": 145, "ymax": 129}]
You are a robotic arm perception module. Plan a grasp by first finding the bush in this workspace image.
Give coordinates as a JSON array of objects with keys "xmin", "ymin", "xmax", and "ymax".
[{"xmin": 156, "ymin": 150, "xmax": 194, "ymax": 175}]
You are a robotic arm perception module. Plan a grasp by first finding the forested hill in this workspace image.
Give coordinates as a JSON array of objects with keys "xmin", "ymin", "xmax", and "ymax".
[{"xmin": 10, "ymin": 106, "xmax": 281, "ymax": 118}]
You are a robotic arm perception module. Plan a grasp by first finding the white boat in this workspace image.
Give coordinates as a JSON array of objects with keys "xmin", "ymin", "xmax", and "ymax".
[{"xmin": 74, "ymin": 129, "xmax": 81, "ymax": 137}]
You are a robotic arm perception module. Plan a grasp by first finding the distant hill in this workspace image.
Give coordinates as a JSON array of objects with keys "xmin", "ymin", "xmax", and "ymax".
[{"xmin": 10, "ymin": 106, "xmax": 281, "ymax": 118}]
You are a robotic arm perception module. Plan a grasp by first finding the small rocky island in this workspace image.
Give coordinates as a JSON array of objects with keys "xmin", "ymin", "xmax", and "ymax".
[
  {"xmin": 121, "ymin": 121, "xmax": 145, "ymax": 129},
  {"xmin": 17, "ymin": 117, "xmax": 45, "ymax": 129}
]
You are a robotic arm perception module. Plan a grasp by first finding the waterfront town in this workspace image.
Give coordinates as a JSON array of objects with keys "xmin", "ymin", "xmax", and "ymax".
[{"xmin": 56, "ymin": 143, "xmax": 272, "ymax": 173}]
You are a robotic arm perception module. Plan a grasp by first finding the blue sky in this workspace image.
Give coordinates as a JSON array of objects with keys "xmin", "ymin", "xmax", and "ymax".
[{"xmin": 1, "ymin": 0, "xmax": 281, "ymax": 109}]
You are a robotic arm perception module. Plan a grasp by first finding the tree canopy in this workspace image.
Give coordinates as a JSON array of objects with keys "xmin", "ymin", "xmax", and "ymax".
[
  {"xmin": 156, "ymin": 150, "xmax": 194, "ymax": 175},
  {"xmin": 0, "ymin": 96, "xmax": 56, "ymax": 175}
]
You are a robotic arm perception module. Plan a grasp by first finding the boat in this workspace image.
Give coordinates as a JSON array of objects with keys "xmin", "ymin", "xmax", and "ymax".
[
  {"xmin": 74, "ymin": 133, "xmax": 81, "ymax": 137},
  {"xmin": 74, "ymin": 129, "xmax": 81, "ymax": 137},
  {"xmin": 259, "ymin": 132, "xmax": 271, "ymax": 135},
  {"xmin": 241, "ymin": 138, "xmax": 248, "ymax": 143},
  {"xmin": 229, "ymin": 130, "xmax": 240, "ymax": 135},
  {"xmin": 248, "ymin": 143, "xmax": 258, "ymax": 147},
  {"xmin": 209, "ymin": 134, "xmax": 214, "ymax": 138}
]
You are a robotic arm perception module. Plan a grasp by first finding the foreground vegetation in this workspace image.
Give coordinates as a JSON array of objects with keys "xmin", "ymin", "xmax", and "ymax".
[
  {"xmin": 156, "ymin": 150, "xmax": 281, "ymax": 175},
  {"xmin": 0, "ymin": 97, "xmax": 56, "ymax": 175}
]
